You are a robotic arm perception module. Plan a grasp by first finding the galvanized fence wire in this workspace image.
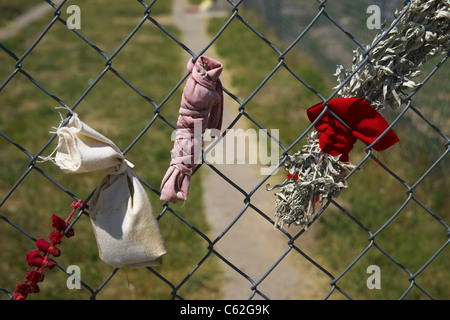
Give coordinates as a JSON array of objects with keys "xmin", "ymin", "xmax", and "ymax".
[{"xmin": 0, "ymin": 0, "xmax": 448, "ymax": 300}]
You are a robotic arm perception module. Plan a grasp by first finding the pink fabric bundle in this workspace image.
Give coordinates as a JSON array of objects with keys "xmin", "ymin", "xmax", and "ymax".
[{"xmin": 160, "ymin": 56, "xmax": 223, "ymax": 203}]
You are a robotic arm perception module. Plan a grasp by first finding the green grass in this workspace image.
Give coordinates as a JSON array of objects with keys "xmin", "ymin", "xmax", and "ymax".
[
  {"xmin": 207, "ymin": 10, "xmax": 449, "ymax": 300},
  {"xmin": 0, "ymin": 0, "xmax": 43, "ymax": 28},
  {"xmin": 207, "ymin": 15, "xmax": 333, "ymax": 148},
  {"xmin": 0, "ymin": 0, "xmax": 221, "ymax": 300}
]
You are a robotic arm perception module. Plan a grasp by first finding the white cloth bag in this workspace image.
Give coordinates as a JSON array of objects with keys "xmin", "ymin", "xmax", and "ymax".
[{"xmin": 53, "ymin": 114, "xmax": 166, "ymax": 268}]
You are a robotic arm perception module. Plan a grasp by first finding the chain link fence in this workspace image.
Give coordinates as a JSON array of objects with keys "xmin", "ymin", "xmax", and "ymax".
[{"xmin": 0, "ymin": 0, "xmax": 448, "ymax": 300}]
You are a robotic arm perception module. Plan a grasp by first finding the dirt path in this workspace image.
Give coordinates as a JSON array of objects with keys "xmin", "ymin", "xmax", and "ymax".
[
  {"xmin": 172, "ymin": 0, "xmax": 325, "ymax": 300},
  {"xmin": 0, "ymin": 2, "xmax": 63, "ymax": 41}
]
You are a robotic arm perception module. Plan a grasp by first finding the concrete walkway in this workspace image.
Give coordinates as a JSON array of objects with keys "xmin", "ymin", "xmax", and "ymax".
[
  {"xmin": 0, "ymin": 2, "xmax": 63, "ymax": 41},
  {"xmin": 172, "ymin": 0, "xmax": 324, "ymax": 300}
]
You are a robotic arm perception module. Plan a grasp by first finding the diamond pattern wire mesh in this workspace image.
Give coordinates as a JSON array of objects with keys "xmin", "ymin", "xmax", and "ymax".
[{"xmin": 0, "ymin": 0, "xmax": 448, "ymax": 300}]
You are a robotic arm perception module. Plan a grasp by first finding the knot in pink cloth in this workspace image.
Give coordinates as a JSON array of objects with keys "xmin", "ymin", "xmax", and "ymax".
[{"xmin": 160, "ymin": 56, "xmax": 223, "ymax": 203}]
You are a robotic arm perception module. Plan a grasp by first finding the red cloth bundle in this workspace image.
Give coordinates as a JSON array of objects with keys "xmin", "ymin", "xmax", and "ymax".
[{"xmin": 307, "ymin": 97, "xmax": 399, "ymax": 162}]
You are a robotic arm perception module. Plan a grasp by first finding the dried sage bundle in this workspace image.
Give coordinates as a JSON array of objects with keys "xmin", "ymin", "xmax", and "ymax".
[
  {"xmin": 268, "ymin": 0, "xmax": 447, "ymax": 229},
  {"xmin": 335, "ymin": 0, "xmax": 450, "ymax": 110},
  {"xmin": 268, "ymin": 131, "xmax": 355, "ymax": 228}
]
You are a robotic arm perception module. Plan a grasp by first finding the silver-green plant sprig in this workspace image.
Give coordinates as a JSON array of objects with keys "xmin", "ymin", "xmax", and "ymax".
[
  {"xmin": 267, "ymin": 131, "xmax": 356, "ymax": 229},
  {"xmin": 268, "ymin": 0, "xmax": 447, "ymax": 230},
  {"xmin": 335, "ymin": 0, "xmax": 450, "ymax": 110}
]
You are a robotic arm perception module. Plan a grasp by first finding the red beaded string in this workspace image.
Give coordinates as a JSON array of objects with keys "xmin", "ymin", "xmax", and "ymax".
[{"xmin": 12, "ymin": 200, "xmax": 87, "ymax": 300}]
